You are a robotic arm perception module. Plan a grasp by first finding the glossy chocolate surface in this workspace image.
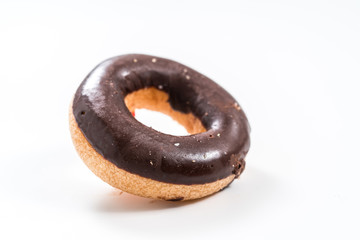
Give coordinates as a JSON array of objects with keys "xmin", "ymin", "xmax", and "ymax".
[{"xmin": 72, "ymin": 54, "xmax": 250, "ymax": 185}]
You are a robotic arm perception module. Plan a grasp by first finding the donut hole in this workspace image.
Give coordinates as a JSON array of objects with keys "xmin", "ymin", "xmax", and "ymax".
[
  {"xmin": 134, "ymin": 109, "xmax": 189, "ymax": 136},
  {"xmin": 124, "ymin": 87, "xmax": 206, "ymax": 135}
]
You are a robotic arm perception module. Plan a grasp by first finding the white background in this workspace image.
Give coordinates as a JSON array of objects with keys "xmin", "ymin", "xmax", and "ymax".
[{"xmin": 1, "ymin": 0, "xmax": 359, "ymax": 239}]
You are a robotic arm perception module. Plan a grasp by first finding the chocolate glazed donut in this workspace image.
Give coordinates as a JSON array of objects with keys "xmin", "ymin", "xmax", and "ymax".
[{"xmin": 69, "ymin": 54, "xmax": 250, "ymax": 201}]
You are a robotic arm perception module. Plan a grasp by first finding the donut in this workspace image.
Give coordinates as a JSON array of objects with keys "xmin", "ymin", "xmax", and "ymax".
[{"xmin": 69, "ymin": 54, "xmax": 250, "ymax": 201}]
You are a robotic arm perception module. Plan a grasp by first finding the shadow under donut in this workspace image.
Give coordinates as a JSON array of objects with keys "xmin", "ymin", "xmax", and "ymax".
[{"xmin": 95, "ymin": 188, "xmax": 211, "ymax": 212}]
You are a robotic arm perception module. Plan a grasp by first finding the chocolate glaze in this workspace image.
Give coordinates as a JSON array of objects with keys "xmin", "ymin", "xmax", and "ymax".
[{"xmin": 72, "ymin": 54, "xmax": 250, "ymax": 185}]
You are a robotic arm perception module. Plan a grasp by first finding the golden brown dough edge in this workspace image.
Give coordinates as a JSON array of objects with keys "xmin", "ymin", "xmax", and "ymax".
[{"xmin": 69, "ymin": 107, "xmax": 235, "ymax": 201}]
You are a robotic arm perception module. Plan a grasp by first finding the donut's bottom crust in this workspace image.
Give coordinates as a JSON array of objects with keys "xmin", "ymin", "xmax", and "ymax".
[{"xmin": 69, "ymin": 110, "xmax": 235, "ymax": 201}]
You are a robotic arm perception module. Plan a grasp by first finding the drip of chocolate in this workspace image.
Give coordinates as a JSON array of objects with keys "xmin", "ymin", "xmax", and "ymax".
[{"xmin": 72, "ymin": 54, "xmax": 250, "ymax": 185}]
